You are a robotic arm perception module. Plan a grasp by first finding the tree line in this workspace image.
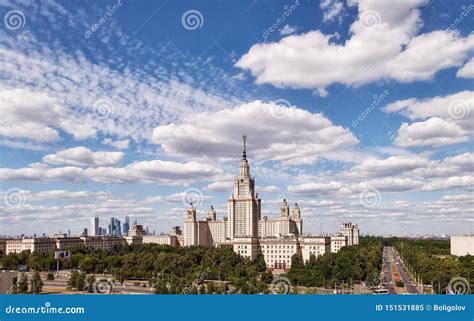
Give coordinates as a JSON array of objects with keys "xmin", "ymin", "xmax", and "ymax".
[
  {"xmin": 286, "ymin": 236, "xmax": 383, "ymax": 288},
  {"xmin": 387, "ymin": 238, "xmax": 473, "ymax": 294},
  {"xmin": 1, "ymin": 237, "xmax": 383, "ymax": 294}
]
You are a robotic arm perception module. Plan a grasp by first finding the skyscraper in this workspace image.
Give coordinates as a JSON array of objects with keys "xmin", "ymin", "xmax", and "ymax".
[
  {"xmin": 123, "ymin": 216, "xmax": 130, "ymax": 236},
  {"xmin": 226, "ymin": 135, "xmax": 261, "ymax": 259},
  {"xmin": 182, "ymin": 135, "xmax": 359, "ymax": 269},
  {"xmin": 108, "ymin": 217, "xmax": 115, "ymax": 236},
  {"xmin": 228, "ymin": 135, "xmax": 261, "ymax": 239},
  {"xmin": 91, "ymin": 217, "xmax": 99, "ymax": 236}
]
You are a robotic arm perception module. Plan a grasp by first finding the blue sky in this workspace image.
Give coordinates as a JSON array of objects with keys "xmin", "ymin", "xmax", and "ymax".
[{"xmin": 0, "ymin": 0, "xmax": 472, "ymax": 236}]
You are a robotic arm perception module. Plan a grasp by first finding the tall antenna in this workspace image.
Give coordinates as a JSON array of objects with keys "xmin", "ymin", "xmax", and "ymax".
[{"xmin": 242, "ymin": 134, "xmax": 247, "ymax": 160}]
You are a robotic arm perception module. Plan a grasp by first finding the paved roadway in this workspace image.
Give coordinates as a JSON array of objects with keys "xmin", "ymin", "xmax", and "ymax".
[
  {"xmin": 391, "ymin": 248, "xmax": 419, "ymax": 294},
  {"xmin": 382, "ymin": 247, "xmax": 396, "ymax": 294}
]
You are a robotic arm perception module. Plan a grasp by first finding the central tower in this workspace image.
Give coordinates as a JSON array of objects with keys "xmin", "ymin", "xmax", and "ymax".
[
  {"xmin": 234, "ymin": 135, "xmax": 255, "ymax": 199},
  {"xmin": 227, "ymin": 135, "xmax": 261, "ymax": 244}
]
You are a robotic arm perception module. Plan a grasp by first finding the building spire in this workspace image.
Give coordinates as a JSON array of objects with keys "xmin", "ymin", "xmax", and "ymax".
[{"xmin": 242, "ymin": 134, "xmax": 247, "ymax": 160}]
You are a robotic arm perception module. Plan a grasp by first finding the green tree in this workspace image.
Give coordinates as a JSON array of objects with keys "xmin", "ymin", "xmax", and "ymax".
[
  {"xmin": 395, "ymin": 280, "xmax": 404, "ymax": 287},
  {"xmin": 18, "ymin": 273, "xmax": 28, "ymax": 293},
  {"xmin": 1, "ymin": 255, "xmax": 20, "ymax": 270},
  {"xmin": 86, "ymin": 275, "xmax": 96, "ymax": 293},
  {"xmin": 68, "ymin": 270, "xmax": 78, "ymax": 289},
  {"xmin": 256, "ymin": 254, "xmax": 267, "ymax": 272},
  {"xmin": 79, "ymin": 257, "xmax": 98, "ymax": 273},
  {"xmin": 30, "ymin": 271, "xmax": 44, "ymax": 294},
  {"xmin": 207, "ymin": 281, "xmax": 215, "ymax": 294},
  {"xmin": 154, "ymin": 280, "xmax": 169, "ymax": 294},
  {"xmin": 77, "ymin": 272, "xmax": 86, "ymax": 291}
]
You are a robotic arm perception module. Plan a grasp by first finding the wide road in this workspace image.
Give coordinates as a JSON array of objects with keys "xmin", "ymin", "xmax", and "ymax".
[
  {"xmin": 392, "ymin": 248, "xmax": 419, "ymax": 294},
  {"xmin": 382, "ymin": 247, "xmax": 396, "ymax": 294}
]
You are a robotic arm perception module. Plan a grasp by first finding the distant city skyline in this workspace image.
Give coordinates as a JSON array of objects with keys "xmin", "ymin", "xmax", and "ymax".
[{"xmin": 0, "ymin": 1, "xmax": 472, "ymax": 237}]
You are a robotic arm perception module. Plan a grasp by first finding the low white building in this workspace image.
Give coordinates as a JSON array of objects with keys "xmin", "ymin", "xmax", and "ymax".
[
  {"xmin": 142, "ymin": 235, "xmax": 179, "ymax": 246},
  {"xmin": 6, "ymin": 238, "xmax": 56, "ymax": 254},
  {"xmin": 340, "ymin": 222, "xmax": 359, "ymax": 246},
  {"xmin": 6, "ymin": 236, "xmax": 126, "ymax": 254},
  {"xmin": 301, "ymin": 236, "xmax": 330, "ymax": 262},
  {"xmin": 259, "ymin": 237, "xmax": 301, "ymax": 269},
  {"xmin": 330, "ymin": 235, "xmax": 347, "ymax": 253},
  {"xmin": 451, "ymin": 236, "xmax": 474, "ymax": 256}
]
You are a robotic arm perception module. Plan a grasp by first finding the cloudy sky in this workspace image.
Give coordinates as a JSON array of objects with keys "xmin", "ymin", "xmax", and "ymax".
[{"xmin": 0, "ymin": 0, "xmax": 472, "ymax": 236}]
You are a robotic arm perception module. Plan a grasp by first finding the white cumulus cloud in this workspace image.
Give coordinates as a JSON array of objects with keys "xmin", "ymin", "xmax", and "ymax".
[
  {"xmin": 236, "ymin": 0, "xmax": 473, "ymax": 93},
  {"xmin": 152, "ymin": 100, "xmax": 358, "ymax": 165},
  {"xmin": 43, "ymin": 147, "xmax": 124, "ymax": 167}
]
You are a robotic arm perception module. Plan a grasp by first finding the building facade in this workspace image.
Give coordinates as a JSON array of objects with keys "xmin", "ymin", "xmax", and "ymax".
[
  {"xmin": 450, "ymin": 236, "xmax": 474, "ymax": 256},
  {"xmin": 91, "ymin": 217, "xmax": 99, "ymax": 237},
  {"xmin": 340, "ymin": 222, "xmax": 359, "ymax": 246},
  {"xmin": 5, "ymin": 137, "xmax": 359, "ymax": 270},
  {"xmin": 6, "ymin": 238, "xmax": 56, "ymax": 254},
  {"xmin": 6, "ymin": 236, "xmax": 126, "ymax": 254},
  {"xmin": 182, "ymin": 136, "xmax": 359, "ymax": 269}
]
